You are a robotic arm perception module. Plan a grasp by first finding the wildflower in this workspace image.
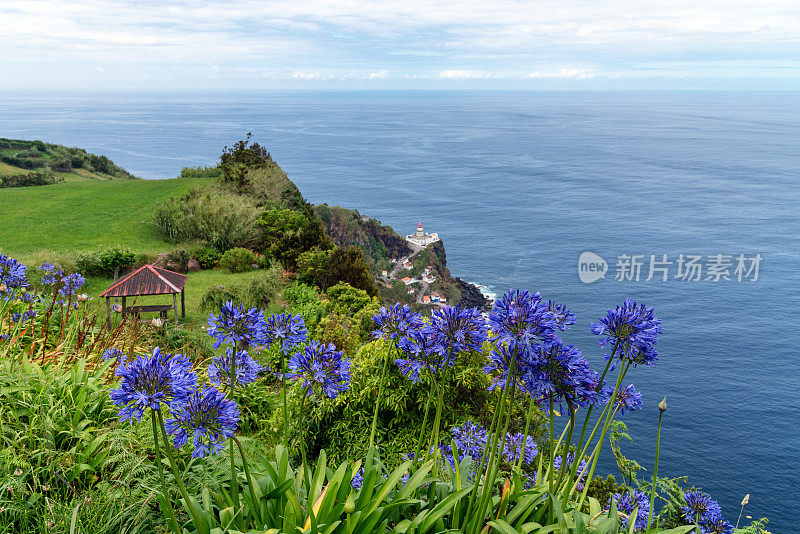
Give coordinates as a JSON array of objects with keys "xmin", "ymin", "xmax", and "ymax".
[
  {"xmin": 682, "ymin": 490, "xmax": 722, "ymax": 525},
  {"xmin": 615, "ymin": 384, "xmax": 643, "ymax": 416},
  {"xmin": 395, "ymin": 330, "xmax": 439, "ymax": 382},
  {"xmin": 287, "ymin": 340, "xmax": 351, "ymax": 399},
  {"xmin": 165, "ymin": 385, "xmax": 239, "ymax": 458},
  {"xmin": 110, "ymin": 347, "xmax": 197, "ymax": 423},
  {"xmin": 485, "ymin": 345, "xmax": 534, "ymax": 393},
  {"xmin": 488, "ymin": 290, "xmax": 556, "ymax": 353},
  {"xmin": 610, "ymin": 491, "xmax": 650, "ymax": 532},
  {"xmin": 103, "ymin": 347, "xmax": 126, "ymax": 362},
  {"xmin": 151, "ymin": 317, "xmax": 164, "ymax": 328},
  {"xmin": 527, "ymin": 339, "xmax": 603, "ymax": 408},
  {"xmin": 451, "ymin": 420, "xmax": 488, "ymax": 462},
  {"xmin": 208, "ymin": 348, "xmax": 263, "ymax": 388},
  {"xmin": 0, "ymin": 255, "xmax": 29, "ymax": 295},
  {"xmin": 502, "ymin": 432, "xmax": 538, "ymax": 466},
  {"xmin": 372, "ymin": 303, "xmax": 423, "ymax": 341},
  {"xmin": 547, "ymin": 299, "xmax": 576, "ymax": 330},
  {"xmin": 113, "ymin": 304, "xmax": 123, "ymax": 313},
  {"xmin": 351, "ymin": 468, "xmax": 364, "ymax": 489},
  {"xmin": 11, "ymin": 313, "xmax": 20, "ymax": 323},
  {"xmin": 206, "ymin": 301, "xmax": 265, "ymax": 349},
  {"xmin": 59, "ymin": 273, "xmax": 85, "ymax": 300},
  {"xmin": 77, "ymin": 293, "xmax": 89, "ymax": 302},
  {"xmin": 590, "ymin": 298, "xmax": 662, "ymax": 366},
  {"xmin": 424, "ymin": 305, "xmax": 488, "ymax": 366},
  {"xmin": 700, "ymin": 512, "xmax": 734, "ymax": 534},
  {"xmin": 263, "ymin": 313, "xmax": 307, "ymax": 353}
]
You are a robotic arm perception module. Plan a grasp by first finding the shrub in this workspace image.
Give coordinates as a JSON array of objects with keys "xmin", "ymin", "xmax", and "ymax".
[
  {"xmin": 165, "ymin": 247, "xmax": 191, "ymax": 272},
  {"xmin": 0, "ymin": 172, "xmax": 62, "ymax": 188},
  {"xmin": 75, "ymin": 245, "xmax": 137, "ymax": 278},
  {"xmin": 153, "ymin": 187, "xmax": 263, "ymax": 251},
  {"xmin": 195, "ymin": 245, "xmax": 222, "ymax": 269},
  {"xmin": 199, "ymin": 284, "xmax": 244, "ymax": 312},
  {"xmin": 220, "ymin": 247, "xmax": 256, "ymax": 273}
]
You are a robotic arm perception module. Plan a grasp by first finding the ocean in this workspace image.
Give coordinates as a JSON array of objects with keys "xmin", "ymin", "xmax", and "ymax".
[{"xmin": 1, "ymin": 90, "xmax": 797, "ymax": 530}]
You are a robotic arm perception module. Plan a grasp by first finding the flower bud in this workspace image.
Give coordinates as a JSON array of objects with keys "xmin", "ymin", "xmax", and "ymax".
[
  {"xmin": 0, "ymin": 283, "xmax": 6, "ymax": 293},
  {"xmin": 658, "ymin": 396, "xmax": 667, "ymax": 413},
  {"xmin": 741, "ymin": 494, "xmax": 749, "ymax": 506},
  {"xmin": 152, "ymin": 317, "xmax": 164, "ymax": 327},
  {"xmin": 77, "ymin": 293, "xmax": 88, "ymax": 302},
  {"xmin": 344, "ymin": 492, "xmax": 356, "ymax": 514}
]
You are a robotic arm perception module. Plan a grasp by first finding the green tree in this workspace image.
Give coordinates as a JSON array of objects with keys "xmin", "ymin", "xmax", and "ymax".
[
  {"xmin": 219, "ymin": 133, "xmax": 273, "ymax": 191},
  {"xmin": 257, "ymin": 208, "xmax": 329, "ymax": 271},
  {"xmin": 327, "ymin": 246, "xmax": 378, "ymax": 296}
]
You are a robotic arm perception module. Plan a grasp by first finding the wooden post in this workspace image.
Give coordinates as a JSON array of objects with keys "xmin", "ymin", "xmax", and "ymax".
[
  {"xmin": 122, "ymin": 297, "xmax": 127, "ymax": 315},
  {"xmin": 181, "ymin": 288, "xmax": 185, "ymax": 318},
  {"xmin": 173, "ymin": 293, "xmax": 178, "ymax": 326},
  {"xmin": 105, "ymin": 297, "xmax": 112, "ymax": 328}
]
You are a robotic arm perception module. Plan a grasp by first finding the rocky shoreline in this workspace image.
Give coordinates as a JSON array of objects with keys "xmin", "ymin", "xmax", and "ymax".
[{"xmin": 454, "ymin": 277, "xmax": 490, "ymax": 310}]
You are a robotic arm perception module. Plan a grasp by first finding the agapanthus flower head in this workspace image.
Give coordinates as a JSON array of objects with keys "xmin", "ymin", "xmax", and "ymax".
[
  {"xmin": 59, "ymin": 273, "xmax": 85, "ymax": 299},
  {"xmin": 11, "ymin": 313, "xmax": 20, "ymax": 323},
  {"xmin": 699, "ymin": 512, "xmax": 734, "ymax": 534},
  {"xmin": 610, "ymin": 490, "xmax": 651, "ymax": 532},
  {"xmin": 206, "ymin": 301, "xmax": 265, "ymax": 349},
  {"xmin": 527, "ymin": 339, "xmax": 602, "ymax": 408},
  {"xmin": 488, "ymin": 290, "xmax": 557, "ymax": 352},
  {"xmin": 395, "ymin": 329, "xmax": 439, "ymax": 382},
  {"xmin": 110, "ymin": 347, "xmax": 197, "ymax": 423},
  {"xmin": 102, "ymin": 347, "xmax": 126, "ymax": 361},
  {"xmin": 616, "ymin": 384, "xmax": 644, "ymax": 416},
  {"xmin": 451, "ymin": 420, "xmax": 488, "ymax": 462},
  {"xmin": 208, "ymin": 348, "xmax": 263, "ymax": 388},
  {"xmin": 424, "ymin": 305, "xmax": 488, "ymax": 365},
  {"xmin": 165, "ymin": 385, "xmax": 239, "ymax": 458},
  {"xmin": 39, "ymin": 263, "xmax": 64, "ymax": 285},
  {"xmin": 502, "ymin": 432, "xmax": 538, "ymax": 466},
  {"xmin": 263, "ymin": 312, "xmax": 307, "ymax": 353},
  {"xmin": 682, "ymin": 491, "xmax": 722, "ymax": 525},
  {"xmin": 351, "ymin": 468, "xmax": 364, "ymax": 489},
  {"xmin": 372, "ymin": 303, "xmax": 423, "ymax": 341},
  {"xmin": 547, "ymin": 300, "xmax": 576, "ymax": 330},
  {"xmin": 590, "ymin": 298, "xmax": 662, "ymax": 366},
  {"xmin": 0, "ymin": 255, "xmax": 29, "ymax": 297},
  {"xmin": 287, "ymin": 340, "xmax": 351, "ymax": 399}
]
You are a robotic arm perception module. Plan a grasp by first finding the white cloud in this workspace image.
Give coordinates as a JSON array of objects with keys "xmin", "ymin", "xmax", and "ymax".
[
  {"xmin": 437, "ymin": 70, "xmax": 503, "ymax": 79},
  {"xmin": 368, "ymin": 70, "xmax": 388, "ymax": 79},
  {"xmin": 527, "ymin": 68, "xmax": 595, "ymax": 79},
  {"xmin": 95, "ymin": 66, "xmax": 105, "ymax": 72}
]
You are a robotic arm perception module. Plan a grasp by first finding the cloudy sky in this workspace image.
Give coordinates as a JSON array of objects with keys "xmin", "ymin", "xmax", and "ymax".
[{"xmin": 1, "ymin": 0, "xmax": 799, "ymax": 89}]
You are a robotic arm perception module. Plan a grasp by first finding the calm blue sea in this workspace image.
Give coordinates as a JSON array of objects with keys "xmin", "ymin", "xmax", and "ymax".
[{"xmin": 1, "ymin": 91, "xmax": 798, "ymax": 531}]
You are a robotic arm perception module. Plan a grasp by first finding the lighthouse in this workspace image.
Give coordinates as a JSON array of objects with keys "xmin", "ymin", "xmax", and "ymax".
[
  {"xmin": 406, "ymin": 222, "xmax": 440, "ymax": 247},
  {"xmin": 416, "ymin": 222, "xmax": 424, "ymax": 237}
]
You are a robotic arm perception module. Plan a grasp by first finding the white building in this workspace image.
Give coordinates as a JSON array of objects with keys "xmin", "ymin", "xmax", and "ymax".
[{"xmin": 406, "ymin": 222, "xmax": 440, "ymax": 247}]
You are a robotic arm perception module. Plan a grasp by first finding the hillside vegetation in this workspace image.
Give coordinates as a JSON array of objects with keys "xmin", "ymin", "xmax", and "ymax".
[{"xmin": 0, "ymin": 138, "xmax": 138, "ymax": 183}]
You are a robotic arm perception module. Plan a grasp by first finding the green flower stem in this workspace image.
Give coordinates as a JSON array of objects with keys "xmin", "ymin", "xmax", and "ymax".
[
  {"xmin": 548, "ymin": 396, "xmax": 556, "ymax": 495},
  {"xmin": 577, "ymin": 359, "xmax": 630, "ymax": 510},
  {"xmin": 646, "ymin": 402, "xmax": 665, "ymax": 532},
  {"xmin": 228, "ymin": 349, "xmax": 240, "ymax": 517},
  {"xmin": 281, "ymin": 351, "xmax": 288, "ymax": 446},
  {"xmin": 298, "ymin": 386, "xmax": 310, "ymax": 470},
  {"xmin": 515, "ymin": 394, "xmax": 537, "ymax": 474},
  {"xmin": 573, "ymin": 341, "xmax": 620, "ymax": 458},
  {"xmin": 155, "ymin": 410, "xmax": 204, "ymax": 529},
  {"xmin": 429, "ymin": 380, "xmax": 446, "ymax": 477},
  {"xmin": 233, "ymin": 436, "xmax": 263, "ymax": 526},
  {"xmin": 412, "ymin": 377, "xmax": 435, "ymax": 467},
  {"xmin": 368, "ymin": 343, "xmax": 393, "ymax": 450},
  {"xmin": 150, "ymin": 410, "xmax": 181, "ymax": 534},
  {"xmin": 554, "ymin": 402, "xmax": 577, "ymax": 494},
  {"xmin": 463, "ymin": 374, "xmax": 507, "ymax": 526}
]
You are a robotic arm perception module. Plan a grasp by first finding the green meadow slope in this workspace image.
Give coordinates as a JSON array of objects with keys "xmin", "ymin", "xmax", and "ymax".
[{"xmin": 0, "ymin": 174, "xmax": 212, "ymax": 260}]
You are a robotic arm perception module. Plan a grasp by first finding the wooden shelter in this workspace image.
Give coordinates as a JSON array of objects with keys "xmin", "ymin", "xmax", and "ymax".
[{"xmin": 100, "ymin": 265, "xmax": 188, "ymax": 327}]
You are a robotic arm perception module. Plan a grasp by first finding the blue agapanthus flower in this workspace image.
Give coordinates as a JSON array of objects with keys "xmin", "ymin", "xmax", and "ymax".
[
  {"xmin": 485, "ymin": 345, "xmax": 537, "ymax": 393},
  {"xmin": 11, "ymin": 313, "xmax": 21, "ymax": 323},
  {"xmin": 682, "ymin": 491, "xmax": 722, "ymax": 526},
  {"xmin": 424, "ymin": 305, "xmax": 488, "ymax": 366},
  {"xmin": 451, "ymin": 420, "xmax": 488, "ymax": 462},
  {"xmin": 59, "ymin": 273, "xmax": 85, "ymax": 299},
  {"xmin": 615, "ymin": 384, "xmax": 644, "ymax": 416},
  {"xmin": 206, "ymin": 301, "xmax": 265, "ymax": 349},
  {"xmin": 372, "ymin": 303, "xmax": 423, "ymax": 341},
  {"xmin": 502, "ymin": 432, "xmax": 538, "ymax": 466},
  {"xmin": 263, "ymin": 312, "xmax": 307, "ymax": 353},
  {"xmin": 395, "ymin": 330, "xmax": 439, "ymax": 382},
  {"xmin": 610, "ymin": 490, "xmax": 651, "ymax": 532},
  {"xmin": 351, "ymin": 468, "xmax": 364, "ymax": 489},
  {"xmin": 527, "ymin": 339, "xmax": 603, "ymax": 408},
  {"xmin": 165, "ymin": 385, "xmax": 240, "ymax": 458},
  {"xmin": 590, "ymin": 298, "xmax": 662, "ymax": 366},
  {"xmin": 699, "ymin": 512, "xmax": 734, "ymax": 534},
  {"xmin": 287, "ymin": 340, "xmax": 351, "ymax": 399},
  {"xmin": 110, "ymin": 347, "xmax": 197, "ymax": 423},
  {"xmin": 551, "ymin": 453, "xmax": 589, "ymax": 489},
  {"xmin": 208, "ymin": 348, "xmax": 263, "ymax": 388},
  {"xmin": 0, "ymin": 255, "xmax": 29, "ymax": 299},
  {"xmin": 547, "ymin": 300, "xmax": 576, "ymax": 330},
  {"xmin": 488, "ymin": 290, "xmax": 557, "ymax": 353},
  {"xmin": 103, "ymin": 347, "xmax": 126, "ymax": 361}
]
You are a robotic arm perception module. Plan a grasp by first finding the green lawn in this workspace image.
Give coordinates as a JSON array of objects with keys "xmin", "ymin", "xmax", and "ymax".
[{"xmin": 0, "ymin": 175, "xmax": 212, "ymax": 260}]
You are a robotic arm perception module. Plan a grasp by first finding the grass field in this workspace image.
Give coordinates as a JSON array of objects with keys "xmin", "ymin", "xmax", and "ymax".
[{"xmin": 0, "ymin": 174, "xmax": 212, "ymax": 258}]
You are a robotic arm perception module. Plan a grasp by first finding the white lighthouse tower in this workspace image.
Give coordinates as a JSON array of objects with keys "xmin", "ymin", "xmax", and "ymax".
[{"xmin": 406, "ymin": 222, "xmax": 440, "ymax": 247}]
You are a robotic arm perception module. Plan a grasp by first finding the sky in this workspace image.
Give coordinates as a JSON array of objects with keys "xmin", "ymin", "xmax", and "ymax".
[{"xmin": 1, "ymin": 0, "xmax": 799, "ymax": 90}]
